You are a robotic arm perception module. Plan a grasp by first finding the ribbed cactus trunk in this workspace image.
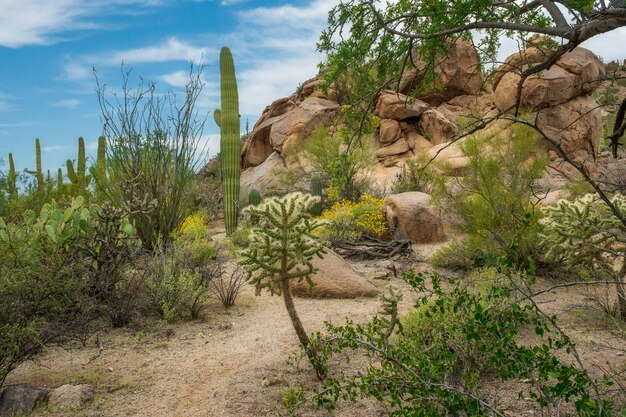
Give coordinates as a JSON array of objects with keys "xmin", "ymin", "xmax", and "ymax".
[
  {"xmin": 77, "ymin": 136, "xmax": 86, "ymax": 187},
  {"xmin": 94, "ymin": 136, "xmax": 107, "ymax": 193},
  {"xmin": 7, "ymin": 153, "xmax": 17, "ymax": 196},
  {"xmin": 57, "ymin": 168, "xmax": 63, "ymax": 189},
  {"xmin": 217, "ymin": 47, "xmax": 241, "ymax": 235},
  {"xmin": 35, "ymin": 138, "xmax": 43, "ymax": 192}
]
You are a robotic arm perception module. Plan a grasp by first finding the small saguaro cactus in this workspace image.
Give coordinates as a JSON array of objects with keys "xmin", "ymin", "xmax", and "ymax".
[
  {"xmin": 248, "ymin": 188, "xmax": 261, "ymax": 206},
  {"xmin": 93, "ymin": 136, "xmax": 107, "ymax": 193},
  {"xmin": 67, "ymin": 137, "xmax": 89, "ymax": 189},
  {"xmin": 25, "ymin": 138, "xmax": 45, "ymax": 192},
  {"xmin": 35, "ymin": 139, "xmax": 43, "ymax": 191},
  {"xmin": 57, "ymin": 168, "xmax": 63, "ymax": 189},
  {"xmin": 7, "ymin": 153, "xmax": 17, "ymax": 196},
  {"xmin": 248, "ymin": 188, "xmax": 262, "ymax": 225},
  {"xmin": 239, "ymin": 192, "xmax": 327, "ymax": 380},
  {"xmin": 215, "ymin": 46, "xmax": 241, "ymax": 236}
]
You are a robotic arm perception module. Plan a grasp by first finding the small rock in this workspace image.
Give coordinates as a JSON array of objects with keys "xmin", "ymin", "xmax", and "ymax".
[
  {"xmin": 49, "ymin": 384, "xmax": 94, "ymax": 411},
  {"xmin": 261, "ymin": 375, "xmax": 288, "ymax": 388},
  {"xmin": 0, "ymin": 384, "xmax": 50, "ymax": 417}
]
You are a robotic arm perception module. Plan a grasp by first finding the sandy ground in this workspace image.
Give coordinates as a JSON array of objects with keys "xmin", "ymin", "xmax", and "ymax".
[{"xmin": 6, "ymin": 257, "xmax": 626, "ymax": 417}]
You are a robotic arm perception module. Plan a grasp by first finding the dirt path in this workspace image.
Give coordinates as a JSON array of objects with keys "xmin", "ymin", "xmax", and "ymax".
[{"xmin": 7, "ymin": 264, "xmax": 626, "ymax": 416}]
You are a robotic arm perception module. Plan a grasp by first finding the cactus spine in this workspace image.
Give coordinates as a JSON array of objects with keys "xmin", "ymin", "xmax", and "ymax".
[
  {"xmin": 309, "ymin": 177, "xmax": 323, "ymax": 216},
  {"xmin": 216, "ymin": 47, "xmax": 241, "ymax": 235},
  {"xmin": 7, "ymin": 153, "xmax": 17, "ymax": 196}
]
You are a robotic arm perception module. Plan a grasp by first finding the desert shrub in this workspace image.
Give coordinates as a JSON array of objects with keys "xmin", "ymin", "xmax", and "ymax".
[
  {"xmin": 208, "ymin": 264, "xmax": 246, "ymax": 308},
  {"xmin": 95, "ymin": 67, "xmax": 205, "ymax": 249},
  {"xmin": 317, "ymin": 194, "xmax": 389, "ymax": 245},
  {"xmin": 227, "ymin": 226, "xmax": 252, "ymax": 249},
  {"xmin": 148, "ymin": 217, "xmax": 218, "ymax": 321},
  {"xmin": 431, "ymin": 123, "xmax": 547, "ymax": 268},
  {"xmin": 393, "ymin": 155, "xmax": 441, "ymax": 194},
  {"xmin": 540, "ymin": 193, "xmax": 626, "ymax": 319},
  {"xmin": 282, "ymin": 125, "xmax": 376, "ymax": 202},
  {"xmin": 0, "ymin": 197, "xmax": 138, "ymax": 387},
  {"xmin": 291, "ymin": 269, "xmax": 614, "ymax": 416}
]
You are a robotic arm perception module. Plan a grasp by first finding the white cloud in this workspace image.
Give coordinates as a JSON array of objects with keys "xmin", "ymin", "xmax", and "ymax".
[
  {"xmin": 41, "ymin": 145, "xmax": 71, "ymax": 153},
  {"xmin": 61, "ymin": 62, "xmax": 93, "ymax": 81},
  {"xmin": 221, "ymin": 0, "xmax": 246, "ymax": 5},
  {"xmin": 108, "ymin": 37, "xmax": 211, "ymax": 64},
  {"xmin": 53, "ymin": 98, "xmax": 81, "ymax": 109},
  {"xmin": 0, "ymin": 0, "xmax": 168, "ymax": 48}
]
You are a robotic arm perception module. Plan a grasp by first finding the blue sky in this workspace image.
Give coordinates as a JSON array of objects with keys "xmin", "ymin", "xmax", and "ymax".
[
  {"xmin": 0, "ymin": 0, "xmax": 624, "ymax": 178},
  {"xmin": 0, "ymin": 0, "xmax": 335, "ymax": 176}
]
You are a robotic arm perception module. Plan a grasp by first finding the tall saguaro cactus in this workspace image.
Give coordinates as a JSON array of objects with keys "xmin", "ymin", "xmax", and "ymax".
[
  {"xmin": 215, "ymin": 47, "xmax": 241, "ymax": 235},
  {"xmin": 7, "ymin": 153, "xmax": 17, "ymax": 196},
  {"xmin": 93, "ymin": 136, "xmax": 107, "ymax": 193},
  {"xmin": 27, "ymin": 138, "xmax": 44, "ymax": 192}
]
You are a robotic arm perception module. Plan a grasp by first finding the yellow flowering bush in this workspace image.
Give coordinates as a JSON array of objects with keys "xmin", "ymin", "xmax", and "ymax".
[{"xmin": 318, "ymin": 195, "xmax": 389, "ymax": 244}]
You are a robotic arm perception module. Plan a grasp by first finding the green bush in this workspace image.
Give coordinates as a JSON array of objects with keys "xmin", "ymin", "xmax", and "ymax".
[
  {"xmin": 95, "ymin": 67, "xmax": 205, "ymax": 249},
  {"xmin": 0, "ymin": 197, "xmax": 138, "ymax": 388},
  {"xmin": 293, "ymin": 269, "xmax": 614, "ymax": 416},
  {"xmin": 281, "ymin": 125, "xmax": 375, "ymax": 202},
  {"xmin": 432, "ymin": 123, "xmax": 547, "ymax": 268}
]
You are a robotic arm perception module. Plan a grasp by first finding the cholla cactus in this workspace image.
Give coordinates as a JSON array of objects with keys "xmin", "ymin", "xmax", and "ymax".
[
  {"xmin": 239, "ymin": 192, "xmax": 326, "ymax": 379},
  {"xmin": 540, "ymin": 193, "xmax": 626, "ymax": 319}
]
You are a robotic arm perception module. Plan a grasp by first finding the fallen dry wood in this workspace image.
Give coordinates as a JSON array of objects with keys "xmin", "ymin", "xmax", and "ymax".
[{"xmin": 332, "ymin": 236, "xmax": 412, "ymax": 260}]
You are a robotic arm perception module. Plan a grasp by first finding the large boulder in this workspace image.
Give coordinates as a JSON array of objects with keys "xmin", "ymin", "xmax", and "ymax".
[
  {"xmin": 0, "ymin": 385, "xmax": 49, "ymax": 417},
  {"xmin": 494, "ymin": 47, "xmax": 604, "ymax": 111},
  {"xmin": 375, "ymin": 90, "xmax": 430, "ymax": 120},
  {"xmin": 291, "ymin": 250, "xmax": 379, "ymax": 299},
  {"xmin": 242, "ymin": 97, "xmax": 339, "ymax": 168},
  {"xmin": 418, "ymin": 109, "xmax": 458, "ymax": 145},
  {"xmin": 379, "ymin": 119, "xmax": 402, "ymax": 144},
  {"xmin": 534, "ymin": 95, "xmax": 602, "ymax": 164},
  {"xmin": 269, "ymin": 97, "xmax": 339, "ymax": 151},
  {"xmin": 49, "ymin": 384, "xmax": 94, "ymax": 411},
  {"xmin": 376, "ymin": 138, "xmax": 411, "ymax": 160},
  {"xmin": 400, "ymin": 39, "xmax": 484, "ymax": 105},
  {"xmin": 240, "ymin": 152, "xmax": 286, "ymax": 205},
  {"xmin": 385, "ymin": 192, "xmax": 445, "ymax": 243}
]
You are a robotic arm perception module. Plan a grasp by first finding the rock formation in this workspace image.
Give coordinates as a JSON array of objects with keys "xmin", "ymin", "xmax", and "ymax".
[{"xmin": 222, "ymin": 42, "xmax": 606, "ymax": 204}]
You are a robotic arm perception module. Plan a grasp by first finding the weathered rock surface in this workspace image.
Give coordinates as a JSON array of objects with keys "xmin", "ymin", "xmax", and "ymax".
[
  {"xmin": 49, "ymin": 384, "xmax": 94, "ymax": 411},
  {"xmin": 240, "ymin": 152, "xmax": 286, "ymax": 204},
  {"xmin": 535, "ymin": 95, "xmax": 602, "ymax": 164},
  {"xmin": 0, "ymin": 384, "xmax": 49, "ymax": 417},
  {"xmin": 376, "ymin": 138, "xmax": 411, "ymax": 159},
  {"xmin": 291, "ymin": 250, "xmax": 379, "ymax": 299},
  {"xmin": 385, "ymin": 192, "xmax": 445, "ymax": 243},
  {"xmin": 379, "ymin": 119, "xmax": 402, "ymax": 144},
  {"xmin": 494, "ymin": 47, "xmax": 604, "ymax": 111},
  {"xmin": 400, "ymin": 40, "xmax": 484, "ymax": 104},
  {"xmin": 374, "ymin": 90, "xmax": 430, "ymax": 120},
  {"xmin": 418, "ymin": 109, "xmax": 458, "ymax": 145},
  {"xmin": 242, "ymin": 97, "xmax": 339, "ymax": 168}
]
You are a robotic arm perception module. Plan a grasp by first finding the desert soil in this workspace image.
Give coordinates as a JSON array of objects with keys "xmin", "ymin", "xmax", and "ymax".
[{"xmin": 6, "ymin": 254, "xmax": 626, "ymax": 417}]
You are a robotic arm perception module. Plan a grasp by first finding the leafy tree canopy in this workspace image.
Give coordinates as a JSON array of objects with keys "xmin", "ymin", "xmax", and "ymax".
[{"xmin": 318, "ymin": 0, "xmax": 626, "ymax": 109}]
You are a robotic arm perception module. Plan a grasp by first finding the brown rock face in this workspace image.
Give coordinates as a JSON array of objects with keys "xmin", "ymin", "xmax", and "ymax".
[
  {"xmin": 269, "ymin": 97, "xmax": 339, "ymax": 150},
  {"xmin": 400, "ymin": 39, "xmax": 484, "ymax": 105},
  {"xmin": 418, "ymin": 109, "xmax": 458, "ymax": 145},
  {"xmin": 385, "ymin": 192, "xmax": 445, "ymax": 243},
  {"xmin": 375, "ymin": 90, "xmax": 430, "ymax": 120},
  {"xmin": 290, "ymin": 250, "xmax": 379, "ymax": 299},
  {"xmin": 379, "ymin": 119, "xmax": 402, "ymax": 144},
  {"xmin": 494, "ymin": 47, "xmax": 604, "ymax": 111},
  {"xmin": 49, "ymin": 384, "xmax": 94, "ymax": 411},
  {"xmin": 240, "ymin": 152, "xmax": 286, "ymax": 205},
  {"xmin": 376, "ymin": 138, "xmax": 411, "ymax": 159},
  {"xmin": 242, "ymin": 97, "xmax": 339, "ymax": 168},
  {"xmin": 535, "ymin": 95, "xmax": 602, "ymax": 164}
]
